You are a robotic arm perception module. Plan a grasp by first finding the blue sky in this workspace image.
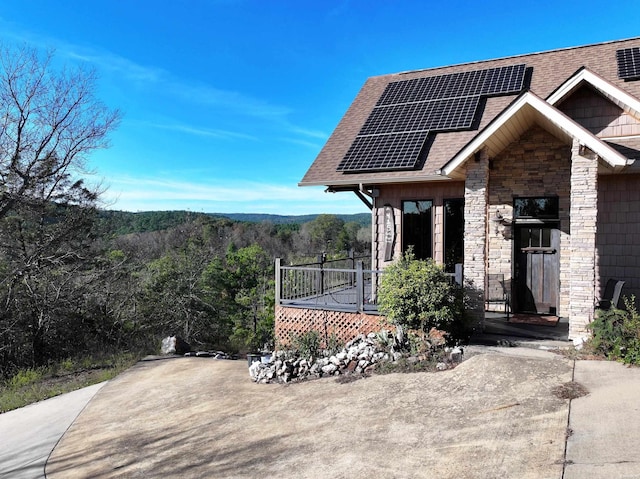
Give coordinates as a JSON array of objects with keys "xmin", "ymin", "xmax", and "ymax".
[{"xmin": 0, "ymin": 1, "xmax": 638, "ymax": 215}]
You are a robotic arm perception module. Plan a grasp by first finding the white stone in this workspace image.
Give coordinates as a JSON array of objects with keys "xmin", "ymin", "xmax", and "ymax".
[
  {"xmin": 321, "ymin": 364, "xmax": 338, "ymax": 374},
  {"xmin": 249, "ymin": 361, "xmax": 263, "ymax": 380},
  {"xmin": 449, "ymin": 347, "xmax": 463, "ymax": 362}
]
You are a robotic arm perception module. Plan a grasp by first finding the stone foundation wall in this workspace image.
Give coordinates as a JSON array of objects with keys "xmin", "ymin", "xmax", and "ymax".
[{"xmin": 275, "ymin": 305, "xmax": 386, "ymax": 347}]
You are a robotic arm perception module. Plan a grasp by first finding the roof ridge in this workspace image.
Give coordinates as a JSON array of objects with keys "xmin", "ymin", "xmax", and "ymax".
[{"xmin": 381, "ymin": 36, "xmax": 640, "ymax": 79}]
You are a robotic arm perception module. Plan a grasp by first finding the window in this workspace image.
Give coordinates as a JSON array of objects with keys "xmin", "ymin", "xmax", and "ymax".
[
  {"xmin": 513, "ymin": 197, "xmax": 559, "ymax": 219},
  {"xmin": 402, "ymin": 200, "xmax": 433, "ymax": 260},
  {"xmin": 444, "ymin": 198, "xmax": 464, "ymax": 272}
]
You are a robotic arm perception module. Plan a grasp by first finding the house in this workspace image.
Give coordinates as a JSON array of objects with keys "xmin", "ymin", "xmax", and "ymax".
[{"xmin": 281, "ymin": 38, "xmax": 640, "ymax": 342}]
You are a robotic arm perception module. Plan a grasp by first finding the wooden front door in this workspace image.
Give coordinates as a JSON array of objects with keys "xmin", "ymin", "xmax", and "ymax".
[{"xmin": 514, "ymin": 225, "xmax": 559, "ymax": 314}]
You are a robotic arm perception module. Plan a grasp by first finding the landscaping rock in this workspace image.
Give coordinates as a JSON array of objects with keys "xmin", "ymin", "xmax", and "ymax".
[
  {"xmin": 161, "ymin": 336, "xmax": 177, "ymax": 355},
  {"xmin": 247, "ymin": 331, "xmax": 465, "ymax": 384},
  {"xmin": 161, "ymin": 336, "xmax": 191, "ymax": 355},
  {"xmin": 322, "ymin": 364, "xmax": 338, "ymax": 374},
  {"xmin": 175, "ymin": 337, "xmax": 190, "ymax": 355}
]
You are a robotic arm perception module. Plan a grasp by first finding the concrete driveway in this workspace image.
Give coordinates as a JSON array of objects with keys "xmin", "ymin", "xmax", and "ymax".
[
  {"xmin": 44, "ymin": 351, "xmax": 574, "ymax": 479},
  {"xmin": 2, "ymin": 347, "xmax": 638, "ymax": 478}
]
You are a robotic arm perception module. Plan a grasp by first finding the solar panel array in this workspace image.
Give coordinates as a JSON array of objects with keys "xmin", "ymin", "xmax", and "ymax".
[
  {"xmin": 337, "ymin": 63, "xmax": 527, "ymax": 172},
  {"xmin": 617, "ymin": 47, "xmax": 640, "ymax": 80}
]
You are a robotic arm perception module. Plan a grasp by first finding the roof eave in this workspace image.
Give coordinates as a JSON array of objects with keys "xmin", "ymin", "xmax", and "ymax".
[
  {"xmin": 441, "ymin": 92, "xmax": 631, "ymax": 177},
  {"xmin": 298, "ymin": 174, "xmax": 453, "ymax": 188}
]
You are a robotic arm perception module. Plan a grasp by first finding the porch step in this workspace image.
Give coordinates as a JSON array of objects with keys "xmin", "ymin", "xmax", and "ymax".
[{"xmin": 469, "ymin": 333, "xmax": 573, "ymax": 351}]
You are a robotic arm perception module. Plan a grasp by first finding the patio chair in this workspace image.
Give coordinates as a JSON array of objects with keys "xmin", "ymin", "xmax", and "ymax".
[
  {"xmin": 486, "ymin": 273, "xmax": 510, "ymax": 318},
  {"xmin": 596, "ymin": 279, "xmax": 625, "ymax": 310}
]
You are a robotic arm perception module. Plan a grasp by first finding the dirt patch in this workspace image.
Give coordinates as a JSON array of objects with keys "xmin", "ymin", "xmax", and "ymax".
[{"xmin": 552, "ymin": 381, "xmax": 589, "ymax": 400}]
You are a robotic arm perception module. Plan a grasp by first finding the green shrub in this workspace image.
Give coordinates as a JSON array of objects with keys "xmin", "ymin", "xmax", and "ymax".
[
  {"xmin": 589, "ymin": 296, "xmax": 640, "ymax": 364},
  {"xmin": 325, "ymin": 332, "xmax": 343, "ymax": 356},
  {"xmin": 0, "ymin": 352, "xmax": 139, "ymax": 413},
  {"xmin": 377, "ymin": 251, "xmax": 464, "ymax": 339},
  {"xmin": 290, "ymin": 330, "xmax": 321, "ymax": 360},
  {"xmin": 8, "ymin": 368, "xmax": 43, "ymax": 389}
]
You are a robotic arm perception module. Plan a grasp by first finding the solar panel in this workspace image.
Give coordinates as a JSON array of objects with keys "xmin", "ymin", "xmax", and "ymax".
[
  {"xmin": 337, "ymin": 63, "xmax": 527, "ymax": 173},
  {"xmin": 361, "ymin": 96, "xmax": 481, "ymax": 135},
  {"xmin": 337, "ymin": 131, "xmax": 430, "ymax": 172},
  {"xmin": 376, "ymin": 64, "xmax": 526, "ymax": 105},
  {"xmin": 482, "ymin": 64, "xmax": 528, "ymax": 95},
  {"xmin": 617, "ymin": 47, "xmax": 640, "ymax": 80}
]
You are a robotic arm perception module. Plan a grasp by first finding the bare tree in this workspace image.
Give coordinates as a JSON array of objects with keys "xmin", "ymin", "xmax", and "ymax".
[
  {"xmin": 0, "ymin": 43, "xmax": 120, "ymax": 216},
  {"xmin": 0, "ymin": 43, "xmax": 121, "ymax": 372}
]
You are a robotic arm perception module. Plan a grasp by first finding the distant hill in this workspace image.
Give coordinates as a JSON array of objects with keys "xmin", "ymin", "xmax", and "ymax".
[
  {"xmin": 216, "ymin": 212, "xmax": 371, "ymax": 226},
  {"xmin": 96, "ymin": 210, "xmax": 371, "ymax": 235}
]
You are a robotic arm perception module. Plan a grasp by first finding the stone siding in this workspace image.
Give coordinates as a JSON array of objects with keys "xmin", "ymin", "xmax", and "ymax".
[
  {"xmin": 488, "ymin": 126, "xmax": 572, "ymax": 316},
  {"xmin": 463, "ymin": 149, "xmax": 489, "ymax": 326},
  {"xmin": 569, "ymin": 140, "xmax": 599, "ymax": 338}
]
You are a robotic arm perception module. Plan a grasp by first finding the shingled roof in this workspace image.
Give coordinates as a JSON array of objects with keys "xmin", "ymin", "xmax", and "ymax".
[{"xmin": 300, "ymin": 37, "xmax": 640, "ymax": 188}]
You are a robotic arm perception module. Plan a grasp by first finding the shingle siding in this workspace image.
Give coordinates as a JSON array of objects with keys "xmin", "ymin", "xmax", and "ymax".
[{"xmin": 597, "ymin": 174, "xmax": 640, "ymax": 304}]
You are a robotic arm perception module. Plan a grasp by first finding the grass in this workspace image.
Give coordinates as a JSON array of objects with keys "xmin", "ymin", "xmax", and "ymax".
[{"xmin": 0, "ymin": 352, "xmax": 141, "ymax": 413}]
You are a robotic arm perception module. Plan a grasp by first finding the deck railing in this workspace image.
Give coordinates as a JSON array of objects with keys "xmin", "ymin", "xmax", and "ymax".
[
  {"xmin": 276, "ymin": 256, "xmax": 381, "ymax": 313},
  {"xmin": 275, "ymin": 256, "xmax": 463, "ymax": 314}
]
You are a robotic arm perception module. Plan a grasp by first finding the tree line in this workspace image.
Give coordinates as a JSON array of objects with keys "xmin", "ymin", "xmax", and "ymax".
[{"xmin": 0, "ymin": 38, "xmax": 370, "ymax": 378}]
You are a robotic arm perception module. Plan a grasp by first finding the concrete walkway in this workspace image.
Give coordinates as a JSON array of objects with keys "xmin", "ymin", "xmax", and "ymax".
[
  {"xmin": 0, "ymin": 382, "xmax": 106, "ymax": 479},
  {"xmin": 565, "ymin": 360, "xmax": 640, "ymax": 478}
]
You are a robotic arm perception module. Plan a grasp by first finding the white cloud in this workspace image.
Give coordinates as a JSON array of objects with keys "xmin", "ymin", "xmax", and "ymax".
[
  {"xmin": 288, "ymin": 126, "xmax": 329, "ymax": 140},
  {"xmin": 139, "ymin": 120, "xmax": 258, "ymax": 141},
  {"xmin": 167, "ymin": 80, "xmax": 292, "ymax": 120},
  {"xmin": 98, "ymin": 175, "xmax": 367, "ymax": 215},
  {"xmin": 65, "ymin": 49, "xmax": 165, "ymax": 83}
]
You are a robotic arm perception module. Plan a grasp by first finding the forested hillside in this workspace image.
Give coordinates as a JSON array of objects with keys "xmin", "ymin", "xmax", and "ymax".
[
  {"xmin": 1, "ymin": 209, "xmax": 371, "ymax": 378},
  {"xmin": 96, "ymin": 210, "xmax": 371, "ymax": 235}
]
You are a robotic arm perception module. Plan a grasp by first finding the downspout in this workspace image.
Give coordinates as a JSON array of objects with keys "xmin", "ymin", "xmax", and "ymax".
[{"xmin": 356, "ymin": 183, "xmax": 374, "ymax": 210}]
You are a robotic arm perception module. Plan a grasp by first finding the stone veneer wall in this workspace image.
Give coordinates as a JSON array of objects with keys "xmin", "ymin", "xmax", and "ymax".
[
  {"xmin": 488, "ymin": 126, "xmax": 572, "ymax": 316},
  {"xmin": 463, "ymin": 148, "xmax": 489, "ymax": 327},
  {"xmin": 569, "ymin": 139, "xmax": 599, "ymax": 339},
  {"xmin": 275, "ymin": 305, "xmax": 385, "ymax": 347}
]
